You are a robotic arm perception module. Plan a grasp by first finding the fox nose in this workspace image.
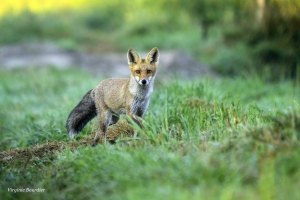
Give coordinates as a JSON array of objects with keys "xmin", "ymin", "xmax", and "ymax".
[{"xmin": 141, "ymin": 79, "xmax": 147, "ymax": 85}]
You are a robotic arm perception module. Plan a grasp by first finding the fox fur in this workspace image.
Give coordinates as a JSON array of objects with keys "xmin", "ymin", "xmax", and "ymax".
[{"xmin": 66, "ymin": 47, "xmax": 159, "ymax": 146}]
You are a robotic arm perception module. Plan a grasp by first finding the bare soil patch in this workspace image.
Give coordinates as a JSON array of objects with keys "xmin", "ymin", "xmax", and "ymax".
[{"xmin": 0, "ymin": 120, "xmax": 134, "ymax": 164}]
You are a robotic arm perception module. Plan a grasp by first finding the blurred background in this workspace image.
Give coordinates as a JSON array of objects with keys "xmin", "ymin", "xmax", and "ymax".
[{"xmin": 0, "ymin": 0, "xmax": 299, "ymax": 80}]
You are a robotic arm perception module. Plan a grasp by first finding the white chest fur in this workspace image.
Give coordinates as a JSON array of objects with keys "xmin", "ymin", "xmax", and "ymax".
[{"xmin": 129, "ymin": 78, "xmax": 153, "ymax": 116}]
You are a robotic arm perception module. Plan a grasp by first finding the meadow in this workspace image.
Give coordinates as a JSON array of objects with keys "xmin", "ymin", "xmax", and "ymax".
[
  {"xmin": 0, "ymin": 67, "xmax": 299, "ymax": 199},
  {"xmin": 0, "ymin": 1, "xmax": 300, "ymax": 199}
]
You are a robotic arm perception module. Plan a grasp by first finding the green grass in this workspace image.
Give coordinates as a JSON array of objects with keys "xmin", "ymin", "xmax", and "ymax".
[{"xmin": 1, "ymin": 67, "xmax": 300, "ymax": 200}]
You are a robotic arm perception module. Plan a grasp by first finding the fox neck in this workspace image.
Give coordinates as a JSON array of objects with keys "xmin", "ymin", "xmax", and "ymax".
[{"xmin": 129, "ymin": 75, "xmax": 155, "ymax": 98}]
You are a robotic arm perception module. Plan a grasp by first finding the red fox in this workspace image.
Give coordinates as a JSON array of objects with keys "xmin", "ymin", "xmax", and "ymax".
[{"xmin": 66, "ymin": 47, "xmax": 159, "ymax": 146}]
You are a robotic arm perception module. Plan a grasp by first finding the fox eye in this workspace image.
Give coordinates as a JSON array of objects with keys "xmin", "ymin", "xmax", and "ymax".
[
  {"xmin": 147, "ymin": 70, "xmax": 152, "ymax": 73},
  {"xmin": 135, "ymin": 70, "xmax": 141, "ymax": 74}
]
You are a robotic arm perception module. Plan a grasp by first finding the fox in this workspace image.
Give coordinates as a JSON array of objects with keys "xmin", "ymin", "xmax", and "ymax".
[{"xmin": 66, "ymin": 47, "xmax": 159, "ymax": 146}]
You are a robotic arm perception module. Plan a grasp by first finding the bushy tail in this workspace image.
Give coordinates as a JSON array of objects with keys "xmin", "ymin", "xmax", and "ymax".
[{"xmin": 66, "ymin": 89, "xmax": 97, "ymax": 138}]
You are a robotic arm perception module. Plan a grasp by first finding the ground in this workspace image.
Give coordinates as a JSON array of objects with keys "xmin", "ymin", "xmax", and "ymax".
[{"xmin": 0, "ymin": 42, "xmax": 217, "ymax": 79}]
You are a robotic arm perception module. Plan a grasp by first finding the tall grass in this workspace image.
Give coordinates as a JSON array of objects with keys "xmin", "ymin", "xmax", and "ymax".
[{"xmin": 1, "ymin": 67, "xmax": 300, "ymax": 199}]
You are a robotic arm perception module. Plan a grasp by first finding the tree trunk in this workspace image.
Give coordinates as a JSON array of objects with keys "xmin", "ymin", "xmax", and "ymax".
[{"xmin": 256, "ymin": 0, "xmax": 267, "ymax": 26}]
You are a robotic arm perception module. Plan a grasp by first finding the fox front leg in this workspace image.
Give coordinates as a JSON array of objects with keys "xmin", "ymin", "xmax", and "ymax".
[{"xmin": 127, "ymin": 109, "xmax": 145, "ymax": 135}]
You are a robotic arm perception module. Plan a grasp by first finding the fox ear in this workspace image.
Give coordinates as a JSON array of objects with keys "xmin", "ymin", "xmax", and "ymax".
[
  {"xmin": 127, "ymin": 48, "xmax": 141, "ymax": 65},
  {"xmin": 146, "ymin": 47, "xmax": 159, "ymax": 64}
]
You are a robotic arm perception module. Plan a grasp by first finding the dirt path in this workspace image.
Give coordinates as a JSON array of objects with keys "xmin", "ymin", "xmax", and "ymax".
[{"xmin": 0, "ymin": 42, "xmax": 218, "ymax": 79}]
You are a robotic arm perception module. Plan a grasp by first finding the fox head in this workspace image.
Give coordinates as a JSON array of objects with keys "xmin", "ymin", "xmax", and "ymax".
[{"xmin": 127, "ymin": 47, "xmax": 159, "ymax": 86}]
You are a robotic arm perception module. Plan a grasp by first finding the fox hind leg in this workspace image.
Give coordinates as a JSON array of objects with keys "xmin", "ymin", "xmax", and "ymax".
[{"xmin": 92, "ymin": 110, "xmax": 112, "ymax": 146}]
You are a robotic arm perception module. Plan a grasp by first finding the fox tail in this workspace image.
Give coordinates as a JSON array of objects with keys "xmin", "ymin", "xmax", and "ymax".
[{"xmin": 66, "ymin": 89, "xmax": 97, "ymax": 138}]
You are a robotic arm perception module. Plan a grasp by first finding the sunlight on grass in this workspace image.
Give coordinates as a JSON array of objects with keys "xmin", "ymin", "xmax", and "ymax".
[{"xmin": 0, "ymin": 0, "xmax": 107, "ymax": 16}]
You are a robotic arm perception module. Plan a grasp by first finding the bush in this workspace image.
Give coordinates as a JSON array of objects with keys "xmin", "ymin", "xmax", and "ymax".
[
  {"xmin": 78, "ymin": 3, "xmax": 125, "ymax": 31},
  {"xmin": 0, "ymin": 10, "xmax": 76, "ymax": 44},
  {"xmin": 210, "ymin": 44, "xmax": 254, "ymax": 76}
]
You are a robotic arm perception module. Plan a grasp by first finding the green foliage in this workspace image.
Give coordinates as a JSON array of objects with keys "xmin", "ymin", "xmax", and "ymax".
[
  {"xmin": 182, "ymin": 0, "xmax": 232, "ymax": 38},
  {"xmin": 0, "ymin": 10, "xmax": 75, "ymax": 44},
  {"xmin": 222, "ymin": 0, "xmax": 300, "ymax": 79},
  {"xmin": 0, "ymin": 4, "xmax": 124, "ymax": 50},
  {"xmin": 116, "ymin": 0, "xmax": 197, "ymax": 51},
  {"xmin": 1, "ymin": 68, "xmax": 300, "ymax": 199},
  {"xmin": 180, "ymin": 0, "xmax": 300, "ymax": 79},
  {"xmin": 0, "ymin": 0, "xmax": 299, "ymax": 78},
  {"xmin": 78, "ymin": 2, "xmax": 125, "ymax": 31}
]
